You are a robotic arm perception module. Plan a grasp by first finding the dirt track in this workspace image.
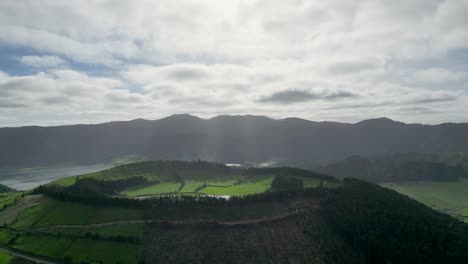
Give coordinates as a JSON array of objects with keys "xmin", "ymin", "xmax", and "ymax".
[{"xmin": 31, "ymin": 210, "xmax": 301, "ymax": 231}]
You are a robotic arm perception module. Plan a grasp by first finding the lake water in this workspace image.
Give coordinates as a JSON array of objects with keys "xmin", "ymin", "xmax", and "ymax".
[{"xmin": 0, "ymin": 164, "xmax": 112, "ymax": 190}]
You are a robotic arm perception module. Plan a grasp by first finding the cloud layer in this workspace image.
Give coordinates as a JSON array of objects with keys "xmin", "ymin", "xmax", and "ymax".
[{"xmin": 0, "ymin": 0, "xmax": 467, "ymax": 126}]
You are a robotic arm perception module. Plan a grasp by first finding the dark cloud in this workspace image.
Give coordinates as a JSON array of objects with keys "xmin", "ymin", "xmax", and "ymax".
[
  {"xmin": 0, "ymin": 101, "xmax": 26, "ymax": 108},
  {"xmin": 42, "ymin": 96, "xmax": 71, "ymax": 105},
  {"xmin": 328, "ymin": 61, "xmax": 376, "ymax": 75},
  {"xmin": 410, "ymin": 94, "xmax": 457, "ymax": 104},
  {"xmin": 167, "ymin": 67, "xmax": 210, "ymax": 81},
  {"xmin": 258, "ymin": 89, "xmax": 357, "ymax": 104},
  {"xmin": 170, "ymin": 96, "xmax": 234, "ymax": 107},
  {"xmin": 399, "ymin": 106, "xmax": 438, "ymax": 114}
]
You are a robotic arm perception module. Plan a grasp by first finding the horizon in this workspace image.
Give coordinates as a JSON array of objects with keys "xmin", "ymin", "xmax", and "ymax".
[
  {"xmin": 1, "ymin": 113, "xmax": 466, "ymax": 129},
  {"xmin": 1, "ymin": 1, "xmax": 468, "ymax": 127}
]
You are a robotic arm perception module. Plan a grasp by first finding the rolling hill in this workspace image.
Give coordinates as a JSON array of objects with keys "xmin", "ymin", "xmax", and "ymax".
[
  {"xmin": 0, "ymin": 167, "xmax": 467, "ymax": 263},
  {"xmin": 45, "ymin": 160, "xmax": 339, "ymax": 197}
]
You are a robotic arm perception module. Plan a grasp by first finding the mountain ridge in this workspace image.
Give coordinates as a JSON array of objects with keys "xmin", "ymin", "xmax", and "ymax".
[
  {"xmin": 2, "ymin": 115, "xmax": 466, "ymax": 129},
  {"xmin": 1, "ymin": 114, "xmax": 468, "ymax": 168}
]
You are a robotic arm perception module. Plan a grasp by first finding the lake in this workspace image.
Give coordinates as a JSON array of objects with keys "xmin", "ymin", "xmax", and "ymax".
[{"xmin": 0, "ymin": 164, "xmax": 112, "ymax": 190}]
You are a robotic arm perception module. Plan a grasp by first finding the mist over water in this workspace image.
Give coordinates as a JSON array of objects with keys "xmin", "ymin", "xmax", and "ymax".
[{"xmin": 0, "ymin": 164, "xmax": 112, "ymax": 190}]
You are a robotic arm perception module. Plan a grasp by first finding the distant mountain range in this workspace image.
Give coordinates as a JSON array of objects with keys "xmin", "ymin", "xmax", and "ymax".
[{"xmin": 1, "ymin": 114, "xmax": 468, "ymax": 168}]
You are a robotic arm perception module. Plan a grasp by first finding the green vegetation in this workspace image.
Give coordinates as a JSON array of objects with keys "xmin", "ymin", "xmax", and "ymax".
[
  {"xmin": 323, "ymin": 178, "xmax": 468, "ymax": 263},
  {"xmin": 13, "ymin": 234, "xmax": 139, "ymax": 264},
  {"xmin": 271, "ymin": 175, "xmax": 304, "ymax": 190},
  {"xmin": 179, "ymin": 180, "xmax": 207, "ymax": 193},
  {"xmin": 383, "ymin": 179, "xmax": 468, "ymax": 209},
  {"xmin": 383, "ymin": 179, "xmax": 468, "ymax": 220},
  {"xmin": 0, "ymin": 195, "xmax": 45, "ymax": 226},
  {"xmin": 0, "ymin": 184, "xmax": 15, "ymax": 194},
  {"xmin": 39, "ymin": 223, "xmax": 145, "ymax": 240},
  {"xmin": 2, "ymin": 168, "xmax": 468, "ymax": 263},
  {"xmin": 46, "ymin": 161, "xmax": 338, "ymax": 198},
  {"xmin": 50, "ymin": 176, "xmax": 76, "ymax": 187},
  {"xmin": 0, "ymin": 230, "xmax": 14, "ymax": 245},
  {"xmin": 0, "ymin": 251, "xmax": 13, "ymax": 264},
  {"xmin": 383, "ymin": 179, "xmax": 468, "ymax": 222},
  {"xmin": 122, "ymin": 182, "xmax": 182, "ymax": 196},
  {"xmin": 12, "ymin": 199, "xmax": 143, "ymax": 230},
  {"xmin": 201, "ymin": 176, "xmax": 274, "ymax": 196},
  {"xmin": 0, "ymin": 192, "xmax": 24, "ymax": 209}
]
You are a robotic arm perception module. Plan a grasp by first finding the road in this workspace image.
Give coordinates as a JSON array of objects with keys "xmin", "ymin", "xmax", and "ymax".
[
  {"xmin": 0, "ymin": 247, "xmax": 58, "ymax": 264},
  {"xmin": 32, "ymin": 210, "xmax": 301, "ymax": 231}
]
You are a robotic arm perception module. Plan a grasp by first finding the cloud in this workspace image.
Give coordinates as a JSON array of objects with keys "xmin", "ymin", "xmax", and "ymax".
[
  {"xmin": 107, "ymin": 90, "xmax": 145, "ymax": 104},
  {"xmin": 42, "ymin": 96, "xmax": 71, "ymax": 105},
  {"xmin": 17, "ymin": 55, "xmax": 67, "ymax": 68},
  {"xmin": 258, "ymin": 89, "xmax": 357, "ymax": 104},
  {"xmin": 0, "ymin": 101, "xmax": 26, "ymax": 108},
  {"xmin": 413, "ymin": 68, "xmax": 465, "ymax": 83},
  {"xmin": 407, "ymin": 92, "xmax": 458, "ymax": 104},
  {"xmin": 328, "ymin": 61, "xmax": 377, "ymax": 75},
  {"xmin": 0, "ymin": 1, "xmax": 468, "ymax": 125}
]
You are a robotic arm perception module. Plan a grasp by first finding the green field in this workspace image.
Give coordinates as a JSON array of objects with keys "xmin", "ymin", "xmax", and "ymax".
[
  {"xmin": 39, "ymin": 223, "xmax": 145, "ymax": 240},
  {"xmin": 0, "ymin": 230, "xmax": 14, "ymax": 245},
  {"xmin": 13, "ymin": 234, "xmax": 139, "ymax": 264},
  {"xmin": 201, "ymin": 176, "xmax": 274, "ymax": 196},
  {"xmin": 49, "ymin": 176, "xmax": 77, "ymax": 187},
  {"xmin": 0, "ymin": 251, "xmax": 13, "ymax": 264},
  {"xmin": 122, "ymin": 182, "xmax": 182, "ymax": 196},
  {"xmin": 179, "ymin": 180, "xmax": 207, "ymax": 193},
  {"xmin": 383, "ymin": 179, "xmax": 468, "ymax": 222},
  {"xmin": 0, "ymin": 192, "xmax": 24, "ymax": 209},
  {"xmin": 12, "ymin": 199, "xmax": 144, "ymax": 230},
  {"xmin": 121, "ymin": 176, "xmax": 335, "ymax": 197}
]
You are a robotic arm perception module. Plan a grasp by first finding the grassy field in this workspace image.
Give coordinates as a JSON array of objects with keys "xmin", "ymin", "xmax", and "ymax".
[
  {"xmin": 122, "ymin": 176, "xmax": 336, "ymax": 197},
  {"xmin": 122, "ymin": 182, "xmax": 182, "ymax": 196},
  {"xmin": 0, "ymin": 251, "xmax": 13, "ymax": 264},
  {"xmin": 0, "ymin": 195, "xmax": 45, "ymax": 226},
  {"xmin": 13, "ymin": 234, "xmax": 139, "ymax": 264},
  {"xmin": 383, "ymin": 179, "xmax": 468, "ymax": 222},
  {"xmin": 201, "ymin": 176, "xmax": 274, "ymax": 196},
  {"xmin": 179, "ymin": 180, "xmax": 207, "ymax": 193},
  {"xmin": 12, "ymin": 199, "xmax": 144, "ymax": 230},
  {"xmin": 39, "ymin": 223, "xmax": 145, "ymax": 240},
  {"xmin": 0, "ymin": 192, "xmax": 24, "ymax": 209},
  {"xmin": 461, "ymin": 208, "xmax": 468, "ymax": 222},
  {"xmin": 48, "ymin": 176, "xmax": 77, "ymax": 187},
  {"xmin": 0, "ymin": 230, "xmax": 14, "ymax": 245}
]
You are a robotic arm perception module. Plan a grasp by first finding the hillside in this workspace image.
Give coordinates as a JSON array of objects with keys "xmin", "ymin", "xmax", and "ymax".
[
  {"xmin": 0, "ymin": 175, "xmax": 467, "ymax": 263},
  {"xmin": 0, "ymin": 184, "xmax": 14, "ymax": 194},
  {"xmin": 45, "ymin": 160, "xmax": 338, "ymax": 197},
  {"xmin": 1, "ymin": 115, "xmax": 468, "ymax": 168}
]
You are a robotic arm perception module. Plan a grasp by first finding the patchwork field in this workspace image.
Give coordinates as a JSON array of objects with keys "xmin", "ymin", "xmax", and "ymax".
[
  {"xmin": 37, "ymin": 223, "xmax": 145, "ymax": 240},
  {"xmin": 12, "ymin": 234, "xmax": 139, "ymax": 264},
  {"xmin": 0, "ymin": 192, "xmax": 24, "ymax": 209},
  {"xmin": 201, "ymin": 176, "xmax": 274, "ymax": 196},
  {"xmin": 122, "ymin": 175, "xmax": 331, "ymax": 197},
  {"xmin": 122, "ymin": 182, "xmax": 182, "ymax": 196},
  {"xmin": 383, "ymin": 179, "xmax": 468, "ymax": 222},
  {"xmin": 11, "ymin": 199, "xmax": 144, "ymax": 230}
]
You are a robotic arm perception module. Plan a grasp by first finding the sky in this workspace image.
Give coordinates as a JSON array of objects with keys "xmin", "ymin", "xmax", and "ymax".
[{"xmin": 0, "ymin": 0, "xmax": 467, "ymax": 127}]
